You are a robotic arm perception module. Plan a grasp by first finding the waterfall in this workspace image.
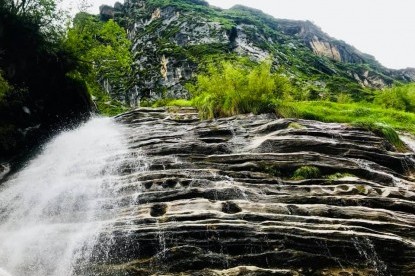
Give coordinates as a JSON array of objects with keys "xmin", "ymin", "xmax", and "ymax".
[{"xmin": 0, "ymin": 117, "xmax": 137, "ymax": 276}]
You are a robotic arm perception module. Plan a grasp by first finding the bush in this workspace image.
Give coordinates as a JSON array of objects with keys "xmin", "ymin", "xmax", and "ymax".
[
  {"xmin": 292, "ymin": 166, "xmax": 321, "ymax": 180},
  {"xmin": 187, "ymin": 59, "xmax": 292, "ymax": 119},
  {"xmin": 374, "ymin": 84, "xmax": 415, "ymax": 112}
]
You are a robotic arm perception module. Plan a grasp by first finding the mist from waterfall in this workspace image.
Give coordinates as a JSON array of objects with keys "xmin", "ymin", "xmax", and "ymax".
[{"xmin": 0, "ymin": 117, "xmax": 140, "ymax": 276}]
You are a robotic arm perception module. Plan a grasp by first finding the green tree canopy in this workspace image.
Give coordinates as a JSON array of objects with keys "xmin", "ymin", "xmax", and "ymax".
[{"xmin": 65, "ymin": 12, "xmax": 132, "ymax": 115}]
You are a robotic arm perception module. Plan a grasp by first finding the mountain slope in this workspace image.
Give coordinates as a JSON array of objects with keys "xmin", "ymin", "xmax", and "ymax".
[{"xmin": 101, "ymin": 0, "xmax": 415, "ymax": 106}]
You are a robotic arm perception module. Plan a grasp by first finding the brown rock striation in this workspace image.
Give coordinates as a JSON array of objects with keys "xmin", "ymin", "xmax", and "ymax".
[{"xmin": 88, "ymin": 108, "xmax": 415, "ymax": 275}]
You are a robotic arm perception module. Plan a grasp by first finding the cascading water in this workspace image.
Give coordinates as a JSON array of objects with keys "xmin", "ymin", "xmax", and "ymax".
[{"xmin": 0, "ymin": 117, "xmax": 143, "ymax": 276}]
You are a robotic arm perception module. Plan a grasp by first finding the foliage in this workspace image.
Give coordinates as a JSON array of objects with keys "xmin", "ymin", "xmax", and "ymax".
[
  {"xmin": 336, "ymin": 93, "xmax": 354, "ymax": 104},
  {"xmin": 0, "ymin": 1, "xmax": 92, "ymax": 159},
  {"xmin": 65, "ymin": 12, "xmax": 132, "ymax": 115},
  {"xmin": 4, "ymin": 0, "xmax": 56, "ymax": 18},
  {"xmin": 186, "ymin": 59, "xmax": 291, "ymax": 119},
  {"xmin": 1, "ymin": 0, "xmax": 67, "ymax": 41},
  {"xmin": 354, "ymin": 121, "xmax": 406, "ymax": 151},
  {"xmin": 288, "ymin": 122, "xmax": 305, "ymax": 129},
  {"xmin": 325, "ymin": 172, "xmax": 355, "ymax": 180},
  {"xmin": 374, "ymin": 83, "xmax": 415, "ymax": 112},
  {"xmin": 325, "ymin": 76, "xmax": 371, "ymax": 102},
  {"xmin": 83, "ymin": 75, "xmax": 128, "ymax": 116},
  {"xmin": 0, "ymin": 73, "xmax": 11, "ymax": 101},
  {"xmin": 276, "ymin": 101, "xmax": 412, "ymax": 150},
  {"xmin": 150, "ymin": 98, "xmax": 193, "ymax": 107},
  {"xmin": 292, "ymin": 166, "xmax": 321, "ymax": 180}
]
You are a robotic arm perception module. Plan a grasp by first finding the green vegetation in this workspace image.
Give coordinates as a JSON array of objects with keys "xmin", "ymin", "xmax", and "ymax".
[
  {"xmin": 355, "ymin": 185, "xmax": 366, "ymax": 194},
  {"xmin": 374, "ymin": 83, "xmax": 415, "ymax": 112},
  {"xmin": 65, "ymin": 13, "xmax": 132, "ymax": 115},
  {"xmin": 258, "ymin": 163, "xmax": 282, "ymax": 177},
  {"xmin": 0, "ymin": 0, "xmax": 92, "ymax": 158},
  {"xmin": 0, "ymin": 73, "xmax": 11, "ymax": 101},
  {"xmin": 292, "ymin": 166, "xmax": 321, "ymax": 180},
  {"xmin": 186, "ymin": 59, "xmax": 291, "ymax": 119},
  {"xmin": 288, "ymin": 122, "xmax": 305, "ymax": 129},
  {"xmin": 170, "ymin": 55, "xmax": 415, "ymax": 150},
  {"xmin": 326, "ymin": 172, "xmax": 355, "ymax": 180},
  {"xmin": 130, "ymin": 0, "xmax": 408, "ymax": 112},
  {"xmin": 149, "ymin": 98, "xmax": 194, "ymax": 108},
  {"xmin": 276, "ymin": 100, "xmax": 413, "ymax": 149},
  {"xmin": 1, "ymin": 0, "xmax": 414, "ymax": 159},
  {"xmin": 153, "ymin": 56, "xmax": 414, "ymax": 150}
]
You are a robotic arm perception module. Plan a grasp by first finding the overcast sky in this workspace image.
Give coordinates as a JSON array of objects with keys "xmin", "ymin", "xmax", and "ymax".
[{"xmin": 62, "ymin": 0, "xmax": 415, "ymax": 69}]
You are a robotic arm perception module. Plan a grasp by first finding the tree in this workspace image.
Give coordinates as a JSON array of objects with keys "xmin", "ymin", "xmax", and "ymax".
[
  {"xmin": 1, "ymin": 0, "xmax": 68, "ymax": 41},
  {"xmin": 0, "ymin": 2, "xmax": 92, "ymax": 158},
  {"xmin": 4, "ymin": 0, "xmax": 56, "ymax": 21},
  {"xmin": 64, "ymin": 12, "xmax": 132, "ymax": 114}
]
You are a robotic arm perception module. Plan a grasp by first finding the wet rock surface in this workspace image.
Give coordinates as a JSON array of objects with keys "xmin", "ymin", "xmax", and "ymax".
[{"xmin": 91, "ymin": 108, "xmax": 415, "ymax": 275}]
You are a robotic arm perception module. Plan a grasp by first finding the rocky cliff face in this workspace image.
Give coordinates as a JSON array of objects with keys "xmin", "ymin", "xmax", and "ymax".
[
  {"xmin": 83, "ymin": 108, "xmax": 415, "ymax": 275},
  {"xmin": 101, "ymin": 0, "xmax": 415, "ymax": 104}
]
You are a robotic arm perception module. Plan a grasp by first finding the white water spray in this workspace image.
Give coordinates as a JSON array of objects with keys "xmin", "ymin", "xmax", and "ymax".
[{"xmin": 0, "ymin": 117, "xmax": 137, "ymax": 276}]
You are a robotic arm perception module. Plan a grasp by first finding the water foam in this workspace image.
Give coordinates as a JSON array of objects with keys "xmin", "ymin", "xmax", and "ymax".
[{"xmin": 0, "ymin": 117, "xmax": 131, "ymax": 275}]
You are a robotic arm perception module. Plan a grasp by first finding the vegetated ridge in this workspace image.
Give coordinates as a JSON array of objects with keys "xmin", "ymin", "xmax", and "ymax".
[{"xmin": 99, "ymin": 0, "xmax": 415, "ymax": 105}]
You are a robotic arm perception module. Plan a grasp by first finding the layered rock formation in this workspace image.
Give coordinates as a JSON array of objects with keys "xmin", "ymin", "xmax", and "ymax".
[{"xmin": 86, "ymin": 108, "xmax": 415, "ymax": 275}]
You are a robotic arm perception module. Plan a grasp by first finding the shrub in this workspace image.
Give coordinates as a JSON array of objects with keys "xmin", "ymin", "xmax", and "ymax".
[
  {"xmin": 187, "ymin": 59, "xmax": 292, "ymax": 119},
  {"xmin": 374, "ymin": 84, "xmax": 415, "ymax": 112},
  {"xmin": 336, "ymin": 93, "xmax": 353, "ymax": 104},
  {"xmin": 292, "ymin": 166, "xmax": 321, "ymax": 180}
]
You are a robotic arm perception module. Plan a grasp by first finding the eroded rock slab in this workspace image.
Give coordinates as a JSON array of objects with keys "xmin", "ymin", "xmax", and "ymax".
[{"xmin": 88, "ymin": 108, "xmax": 415, "ymax": 275}]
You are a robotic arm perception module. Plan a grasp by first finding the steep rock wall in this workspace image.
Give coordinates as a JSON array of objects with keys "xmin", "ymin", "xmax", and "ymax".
[
  {"xmin": 83, "ymin": 108, "xmax": 415, "ymax": 275},
  {"xmin": 101, "ymin": 1, "xmax": 415, "ymax": 103}
]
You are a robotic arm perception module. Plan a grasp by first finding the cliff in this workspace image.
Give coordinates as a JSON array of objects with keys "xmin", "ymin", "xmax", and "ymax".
[{"xmin": 100, "ymin": 0, "xmax": 415, "ymax": 105}]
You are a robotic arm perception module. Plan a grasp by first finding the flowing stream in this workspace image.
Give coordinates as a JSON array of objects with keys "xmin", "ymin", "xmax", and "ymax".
[{"xmin": 0, "ymin": 117, "xmax": 134, "ymax": 276}]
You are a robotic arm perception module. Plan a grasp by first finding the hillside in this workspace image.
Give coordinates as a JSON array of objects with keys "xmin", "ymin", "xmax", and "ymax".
[
  {"xmin": 1, "ymin": 1, "xmax": 415, "ymax": 275},
  {"xmin": 99, "ymin": 0, "xmax": 415, "ymax": 106}
]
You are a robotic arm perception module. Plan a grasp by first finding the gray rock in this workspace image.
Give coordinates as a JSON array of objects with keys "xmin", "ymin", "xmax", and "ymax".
[
  {"xmin": 0, "ymin": 163, "xmax": 10, "ymax": 182},
  {"xmin": 84, "ymin": 108, "xmax": 415, "ymax": 275}
]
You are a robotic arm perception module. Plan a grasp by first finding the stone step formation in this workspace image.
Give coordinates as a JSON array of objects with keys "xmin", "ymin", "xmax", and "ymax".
[{"xmin": 88, "ymin": 108, "xmax": 415, "ymax": 276}]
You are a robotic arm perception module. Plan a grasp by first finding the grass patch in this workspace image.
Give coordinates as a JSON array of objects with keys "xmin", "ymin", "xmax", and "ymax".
[
  {"xmin": 288, "ymin": 122, "xmax": 305, "ymax": 129},
  {"xmin": 149, "ymin": 98, "xmax": 193, "ymax": 107},
  {"xmin": 326, "ymin": 172, "xmax": 355, "ymax": 180},
  {"xmin": 259, "ymin": 164, "xmax": 282, "ymax": 177},
  {"xmin": 292, "ymin": 166, "xmax": 321, "ymax": 180},
  {"xmin": 355, "ymin": 185, "xmax": 366, "ymax": 194},
  {"xmin": 354, "ymin": 121, "xmax": 406, "ymax": 151},
  {"xmin": 277, "ymin": 101, "xmax": 414, "ymax": 150}
]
